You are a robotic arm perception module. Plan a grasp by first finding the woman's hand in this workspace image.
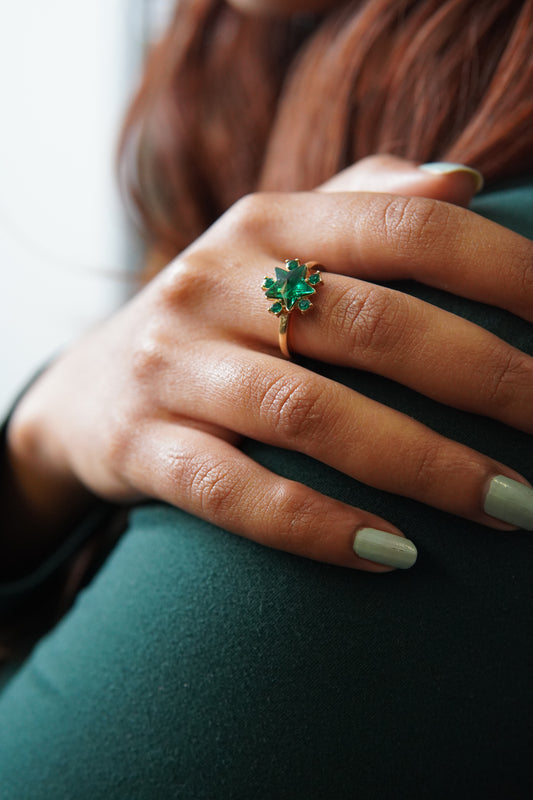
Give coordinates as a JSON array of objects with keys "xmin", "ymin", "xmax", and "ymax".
[{"xmin": 6, "ymin": 157, "xmax": 533, "ymax": 575}]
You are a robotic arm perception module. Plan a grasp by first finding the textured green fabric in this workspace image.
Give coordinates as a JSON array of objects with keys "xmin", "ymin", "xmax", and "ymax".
[{"xmin": 0, "ymin": 184, "xmax": 532, "ymax": 799}]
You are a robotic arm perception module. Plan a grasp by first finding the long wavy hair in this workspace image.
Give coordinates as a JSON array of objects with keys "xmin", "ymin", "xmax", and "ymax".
[{"xmin": 119, "ymin": 0, "xmax": 533, "ymax": 266}]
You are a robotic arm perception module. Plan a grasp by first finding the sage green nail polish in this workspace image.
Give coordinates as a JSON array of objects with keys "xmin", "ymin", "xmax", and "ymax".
[
  {"xmin": 484, "ymin": 475, "xmax": 533, "ymax": 530},
  {"xmin": 353, "ymin": 528, "xmax": 417, "ymax": 569},
  {"xmin": 418, "ymin": 162, "xmax": 484, "ymax": 193}
]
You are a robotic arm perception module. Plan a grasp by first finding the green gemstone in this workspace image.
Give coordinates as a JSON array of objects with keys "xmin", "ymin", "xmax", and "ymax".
[
  {"xmin": 308, "ymin": 272, "xmax": 321, "ymax": 285},
  {"xmin": 285, "ymin": 283, "xmax": 314, "ymax": 310},
  {"xmin": 269, "ymin": 302, "xmax": 283, "ymax": 315},
  {"xmin": 298, "ymin": 299, "xmax": 311, "ymax": 311},
  {"xmin": 286, "ymin": 259, "xmax": 299, "ymax": 270},
  {"xmin": 263, "ymin": 277, "xmax": 275, "ymax": 289},
  {"xmin": 264, "ymin": 261, "xmax": 316, "ymax": 311}
]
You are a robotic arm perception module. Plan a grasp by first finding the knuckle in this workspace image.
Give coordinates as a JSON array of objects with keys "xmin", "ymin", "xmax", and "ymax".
[
  {"xmin": 155, "ymin": 252, "xmax": 212, "ymax": 309},
  {"xmin": 103, "ymin": 427, "xmax": 126, "ymax": 471},
  {"xmin": 186, "ymin": 455, "xmax": 240, "ymax": 518},
  {"xmin": 409, "ymin": 437, "xmax": 445, "ymax": 494},
  {"xmin": 256, "ymin": 373, "xmax": 327, "ymax": 443},
  {"xmin": 267, "ymin": 481, "xmax": 329, "ymax": 549},
  {"xmin": 482, "ymin": 349, "xmax": 531, "ymax": 412},
  {"xmin": 407, "ymin": 437, "xmax": 478, "ymax": 500},
  {"xmin": 514, "ymin": 240, "xmax": 533, "ymax": 299},
  {"xmin": 356, "ymin": 154, "xmax": 389, "ymax": 170},
  {"xmin": 102, "ymin": 406, "xmax": 143, "ymax": 475},
  {"xmin": 130, "ymin": 320, "xmax": 168, "ymax": 383},
  {"xmin": 331, "ymin": 284, "xmax": 409, "ymax": 357},
  {"xmin": 379, "ymin": 195, "xmax": 457, "ymax": 256},
  {"xmin": 222, "ymin": 192, "xmax": 274, "ymax": 240},
  {"xmin": 104, "ymin": 425, "xmax": 130, "ymax": 474}
]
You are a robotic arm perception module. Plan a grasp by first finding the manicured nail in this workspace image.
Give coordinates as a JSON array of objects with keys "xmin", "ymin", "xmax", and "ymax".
[
  {"xmin": 483, "ymin": 475, "xmax": 533, "ymax": 530},
  {"xmin": 418, "ymin": 162, "xmax": 484, "ymax": 194},
  {"xmin": 353, "ymin": 528, "xmax": 417, "ymax": 569}
]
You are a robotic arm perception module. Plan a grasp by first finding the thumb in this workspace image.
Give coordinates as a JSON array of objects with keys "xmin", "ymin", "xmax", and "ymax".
[{"xmin": 319, "ymin": 154, "xmax": 484, "ymax": 207}]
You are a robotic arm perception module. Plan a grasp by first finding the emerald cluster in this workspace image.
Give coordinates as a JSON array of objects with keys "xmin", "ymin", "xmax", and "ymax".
[{"xmin": 262, "ymin": 259, "xmax": 322, "ymax": 315}]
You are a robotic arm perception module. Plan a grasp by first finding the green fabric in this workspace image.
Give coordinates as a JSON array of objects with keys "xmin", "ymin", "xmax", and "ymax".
[{"xmin": 0, "ymin": 184, "xmax": 532, "ymax": 799}]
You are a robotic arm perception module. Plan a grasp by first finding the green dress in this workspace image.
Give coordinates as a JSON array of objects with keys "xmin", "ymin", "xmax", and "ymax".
[{"xmin": 0, "ymin": 183, "xmax": 532, "ymax": 799}]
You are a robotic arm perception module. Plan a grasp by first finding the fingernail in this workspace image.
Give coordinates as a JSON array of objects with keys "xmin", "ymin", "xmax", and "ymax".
[
  {"xmin": 483, "ymin": 475, "xmax": 533, "ymax": 530},
  {"xmin": 418, "ymin": 162, "xmax": 484, "ymax": 194},
  {"xmin": 353, "ymin": 528, "xmax": 417, "ymax": 569}
]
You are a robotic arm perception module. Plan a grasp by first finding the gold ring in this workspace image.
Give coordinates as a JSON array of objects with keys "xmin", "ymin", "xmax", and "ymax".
[{"xmin": 262, "ymin": 259, "xmax": 323, "ymax": 358}]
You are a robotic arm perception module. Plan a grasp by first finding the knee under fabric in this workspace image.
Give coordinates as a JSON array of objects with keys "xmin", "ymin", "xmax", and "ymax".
[{"xmin": 0, "ymin": 181, "xmax": 532, "ymax": 799}]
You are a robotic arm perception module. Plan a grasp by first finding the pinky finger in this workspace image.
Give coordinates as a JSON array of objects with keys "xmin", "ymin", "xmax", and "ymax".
[{"xmin": 124, "ymin": 421, "xmax": 417, "ymax": 572}]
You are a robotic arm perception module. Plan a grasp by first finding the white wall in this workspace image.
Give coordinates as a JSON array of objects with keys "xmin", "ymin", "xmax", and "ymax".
[{"xmin": 0, "ymin": 0, "xmax": 154, "ymax": 415}]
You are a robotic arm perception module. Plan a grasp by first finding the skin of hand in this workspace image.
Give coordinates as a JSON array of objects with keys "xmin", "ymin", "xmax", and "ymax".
[{"xmin": 4, "ymin": 155, "xmax": 533, "ymax": 578}]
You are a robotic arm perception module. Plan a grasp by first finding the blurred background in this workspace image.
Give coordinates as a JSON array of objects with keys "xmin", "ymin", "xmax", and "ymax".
[{"xmin": 0, "ymin": 0, "xmax": 175, "ymax": 415}]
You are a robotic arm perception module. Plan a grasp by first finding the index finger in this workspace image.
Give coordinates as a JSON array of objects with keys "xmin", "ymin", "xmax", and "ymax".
[{"xmin": 230, "ymin": 192, "xmax": 533, "ymax": 323}]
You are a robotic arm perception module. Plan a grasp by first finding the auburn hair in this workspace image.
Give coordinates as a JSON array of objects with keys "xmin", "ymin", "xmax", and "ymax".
[{"xmin": 121, "ymin": 0, "xmax": 533, "ymax": 263}]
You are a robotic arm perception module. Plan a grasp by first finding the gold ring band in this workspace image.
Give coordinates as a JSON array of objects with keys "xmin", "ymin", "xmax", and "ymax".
[{"xmin": 278, "ymin": 311, "xmax": 291, "ymax": 359}]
